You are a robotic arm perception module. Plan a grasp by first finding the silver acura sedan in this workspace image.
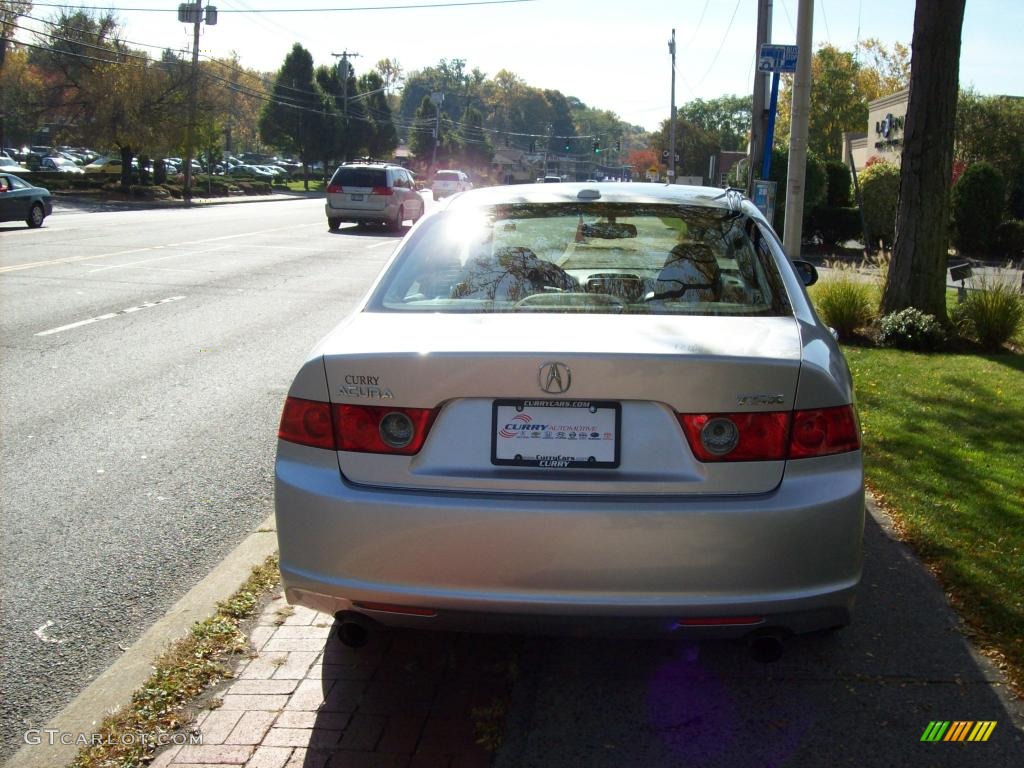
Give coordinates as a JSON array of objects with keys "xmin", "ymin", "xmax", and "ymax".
[{"xmin": 275, "ymin": 182, "xmax": 864, "ymax": 651}]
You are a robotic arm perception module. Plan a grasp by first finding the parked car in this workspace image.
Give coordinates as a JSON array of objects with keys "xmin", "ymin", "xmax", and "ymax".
[
  {"xmin": 0, "ymin": 173, "xmax": 53, "ymax": 227},
  {"xmin": 255, "ymin": 164, "xmax": 285, "ymax": 179},
  {"xmin": 543, "ymin": 175, "xmax": 563, "ymax": 183},
  {"xmin": 324, "ymin": 160, "xmax": 424, "ymax": 232},
  {"xmin": 431, "ymin": 169, "xmax": 473, "ymax": 200},
  {"xmin": 83, "ymin": 156, "xmax": 123, "ymax": 175},
  {"xmin": 40, "ymin": 156, "xmax": 85, "ymax": 174},
  {"xmin": 227, "ymin": 164, "xmax": 275, "ymax": 180},
  {"xmin": 0, "ymin": 157, "xmax": 32, "ymax": 174},
  {"xmin": 275, "ymin": 182, "xmax": 864, "ymax": 650}
]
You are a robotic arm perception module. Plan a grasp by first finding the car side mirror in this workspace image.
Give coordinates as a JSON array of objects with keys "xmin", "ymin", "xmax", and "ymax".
[{"xmin": 792, "ymin": 259, "xmax": 818, "ymax": 286}]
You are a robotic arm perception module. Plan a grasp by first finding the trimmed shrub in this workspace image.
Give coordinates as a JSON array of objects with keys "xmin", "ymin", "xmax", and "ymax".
[
  {"xmin": 992, "ymin": 219, "xmax": 1024, "ymax": 259},
  {"xmin": 824, "ymin": 160, "xmax": 853, "ymax": 207},
  {"xmin": 878, "ymin": 308, "xmax": 947, "ymax": 351},
  {"xmin": 951, "ymin": 277, "xmax": 1024, "ymax": 349},
  {"xmin": 951, "ymin": 162, "xmax": 1006, "ymax": 255},
  {"xmin": 129, "ymin": 185, "xmax": 170, "ymax": 199},
  {"xmin": 809, "ymin": 206, "xmax": 862, "ymax": 247},
  {"xmin": 810, "ymin": 275, "xmax": 875, "ymax": 339},
  {"xmin": 859, "ymin": 162, "xmax": 901, "ymax": 249}
]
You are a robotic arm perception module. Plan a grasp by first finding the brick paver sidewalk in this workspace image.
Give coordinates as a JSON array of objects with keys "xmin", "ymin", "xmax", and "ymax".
[{"xmin": 150, "ymin": 596, "xmax": 515, "ymax": 768}]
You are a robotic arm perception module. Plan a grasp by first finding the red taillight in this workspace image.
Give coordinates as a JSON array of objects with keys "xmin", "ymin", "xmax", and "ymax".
[
  {"xmin": 678, "ymin": 405, "xmax": 859, "ymax": 461},
  {"xmin": 370, "ymin": 186, "xmax": 393, "ymax": 196},
  {"xmin": 278, "ymin": 397, "xmax": 335, "ymax": 450},
  {"xmin": 789, "ymin": 405, "xmax": 860, "ymax": 458},
  {"xmin": 333, "ymin": 404, "xmax": 436, "ymax": 455},
  {"xmin": 679, "ymin": 412, "xmax": 790, "ymax": 461},
  {"xmin": 326, "ymin": 183, "xmax": 342, "ymax": 193}
]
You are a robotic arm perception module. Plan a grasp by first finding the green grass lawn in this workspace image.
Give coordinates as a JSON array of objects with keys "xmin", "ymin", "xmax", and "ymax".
[
  {"xmin": 285, "ymin": 179, "xmax": 325, "ymax": 193},
  {"xmin": 844, "ymin": 346, "xmax": 1024, "ymax": 688}
]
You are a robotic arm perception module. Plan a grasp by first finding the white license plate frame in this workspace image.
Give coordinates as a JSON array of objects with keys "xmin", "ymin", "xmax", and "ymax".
[{"xmin": 491, "ymin": 399, "xmax": 620, "ymax": 469}]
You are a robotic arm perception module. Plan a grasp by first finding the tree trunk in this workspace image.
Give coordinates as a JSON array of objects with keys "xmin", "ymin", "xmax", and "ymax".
[
  {"xmin": 880, "ymin": 0, "xmax": 966, "ymax": 321},
  {"xmin": 119, "ymin": 146, "xmax": 133, "ymax": 191}
]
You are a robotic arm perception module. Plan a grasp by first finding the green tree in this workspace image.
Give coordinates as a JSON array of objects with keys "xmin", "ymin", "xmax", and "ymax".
[
  {"xmin": 955, "ymin": 90, "xmax": 1024, "ymax": 218},
  {"xmin": 678, "ymin": 94, "xmax": 751, "ymax": 151},
  {"xmin": 459, "ymin": 106, "xmax": 492, "ymax": 169},
  {"xmin": 543, "ymin": 90, "xmax": 576, "ymax": 152},
  {"xmin": 259, "ymin": 44, "xmax": 327, "ymax": 182},
  {"xmin": 410, "ymin": 95, "xmax": 457, "ymax": 168},
  {"xmin": 0, "ymin": 48, "xmax": 44, "ymax": 148},
  {"xmin": 359, "ymin": 71, "xmax": 399, "ymax": 159},
  {"xmin": 652, "ymin": 116, "xmax": 719, "ymax": 182}
]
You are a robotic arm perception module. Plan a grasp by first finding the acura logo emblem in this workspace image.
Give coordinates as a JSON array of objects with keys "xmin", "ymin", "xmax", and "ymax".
[{"xmin": 538, "ymin": 362, "xmax": 571, "ymax": 394}]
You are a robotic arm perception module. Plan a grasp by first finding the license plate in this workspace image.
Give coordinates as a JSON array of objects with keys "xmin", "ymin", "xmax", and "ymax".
[
  {"xmin": 491, "ymin": 399, "xmax": 620, "ymax": 468},
  {"xmin": 350, "ymin": 194, "xmax": 364, "ymax": 201}
]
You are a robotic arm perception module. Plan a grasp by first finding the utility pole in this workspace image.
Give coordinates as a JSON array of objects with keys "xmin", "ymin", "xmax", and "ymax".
[
  {"xmin": 748, "ymin": 0, "xmax": 773, "ymax": 194},
  {"xmin": 179, "ymin": 1, "xmax": 217, "ymax": 200},
  {"xmin": 331, "ymin": 51, "xmax": 361, "ymax": 115},
  {"xmin": 668, "ymin": 28, "xmax": 676, "ymax": 183},
  {"xmin": 782, "ymin": 0, "xmax": 813, "ymax": 256},
  {"xmin": 182, "ymin": 1, "xmax": 201, "ymax": 199},
  {"xmin": 430, "ymin": 91, "xmax": 444, "ymax": 173}
]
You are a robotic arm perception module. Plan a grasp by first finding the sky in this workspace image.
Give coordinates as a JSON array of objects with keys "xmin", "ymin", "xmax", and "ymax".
[{"xmin": 17, "ymin": 0, "xmax": 1024, "ymax": 131}]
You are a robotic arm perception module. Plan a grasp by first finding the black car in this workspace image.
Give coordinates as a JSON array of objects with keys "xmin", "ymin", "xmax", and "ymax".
[{"xmin": 0, "ymin": 173, "xmax": 53, "ymax": 228}]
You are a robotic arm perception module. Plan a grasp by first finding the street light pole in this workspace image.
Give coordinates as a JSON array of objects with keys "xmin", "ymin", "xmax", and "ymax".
[{"xmin": 668, "ymin": 28, "xmax": 676, "ymax": 183}]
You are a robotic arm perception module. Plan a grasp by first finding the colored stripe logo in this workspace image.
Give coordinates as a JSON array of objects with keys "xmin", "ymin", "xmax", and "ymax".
[{"xmin": 921, "ymin": 721, "xmax": 997, "ymax": 742}]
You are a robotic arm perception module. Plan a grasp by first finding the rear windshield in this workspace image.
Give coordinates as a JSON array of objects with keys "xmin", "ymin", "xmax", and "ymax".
[
  {"xmin": 434, "ymin": 171, "xmax": 460, "ymax": 181},
  {"xmin": 369, "ymin": 203, "xmax": 791, "ymax": 316},
  {"xmin": 332, "ymin": 167, "xmax": 386, "ymax": 187}
]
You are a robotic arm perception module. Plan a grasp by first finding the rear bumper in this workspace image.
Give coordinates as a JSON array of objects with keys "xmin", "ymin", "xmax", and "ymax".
[
  {"xmin": 275, "ymin": 443, "xmax": 864, "ymax": 637},
  {"xmin": 325, "ymin": 200, "xmax": 395, "ymax": 223}
]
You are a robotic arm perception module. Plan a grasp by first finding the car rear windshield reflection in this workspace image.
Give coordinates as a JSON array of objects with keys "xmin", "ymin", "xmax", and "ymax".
[{"xmin": 371, "ymin": 204, "xmax": 790, "ymax": 316}]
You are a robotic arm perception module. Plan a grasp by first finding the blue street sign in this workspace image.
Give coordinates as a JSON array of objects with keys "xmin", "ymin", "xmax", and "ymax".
[{"xmin": 758, "ymin": 44, "xmax": 799, "ymax": 73}]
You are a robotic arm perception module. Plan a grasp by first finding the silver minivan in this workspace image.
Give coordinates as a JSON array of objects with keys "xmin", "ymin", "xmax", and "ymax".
[
  {"xmin": 325, "ymin": 162, "xmax": 425, "ymax": 232},
  {"xmin": 431, "ymin": 169, "xmax": 473, "ymax": 200}
]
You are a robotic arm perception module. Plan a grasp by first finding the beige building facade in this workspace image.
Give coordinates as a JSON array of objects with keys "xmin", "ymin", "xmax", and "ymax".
[{"xmin": 843, "ymin": 88, "xmax": 910, "ymax": 171}]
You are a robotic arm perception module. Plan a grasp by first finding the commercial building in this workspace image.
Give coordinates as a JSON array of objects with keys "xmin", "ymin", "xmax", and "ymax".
[{"xmin": 842, "ymin": 88, "xmax": 910, "ymax": 171}]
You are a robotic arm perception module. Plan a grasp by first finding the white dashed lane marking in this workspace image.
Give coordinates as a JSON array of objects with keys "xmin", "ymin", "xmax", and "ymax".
[{"xmin": 35, "ymin": 296, "xmax": 186, "ymax": 336}]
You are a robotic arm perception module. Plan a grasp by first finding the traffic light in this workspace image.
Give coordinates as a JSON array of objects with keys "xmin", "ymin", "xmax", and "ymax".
[
  {"xmin": 593, "ymin": 138, "xmax": 601, "ymax": 155},
  {"xmin": 564, "ymin": 139, "xmax": 571, "ymax": 152},
  {"xmin": 616, "ymin": 139, "xmax": 621, "ymax": 151}
]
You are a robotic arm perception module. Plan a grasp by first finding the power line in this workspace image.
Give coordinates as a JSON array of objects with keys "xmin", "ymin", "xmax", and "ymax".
[
  {"xmin": 29, "ymin": 0, "xmax": 537, "ymax": 13},
  {"xmin": 692, "ymin": 0, "xmax": 743, "ymax": 91}
]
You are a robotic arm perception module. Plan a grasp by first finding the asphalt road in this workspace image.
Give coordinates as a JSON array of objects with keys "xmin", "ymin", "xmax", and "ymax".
[
  {"xmin": 0, "ymin": 195, "xmax": 417, "ymax": 759},
  {"xmin": 3, "ymin": 194, "xmax": 1022, "ymax": 765}
]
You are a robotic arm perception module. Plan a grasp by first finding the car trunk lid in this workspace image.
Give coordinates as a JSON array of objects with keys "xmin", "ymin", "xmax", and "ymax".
[{"xmin": 321, "ymin": 312, "xmax": 802, "ymax": 495}]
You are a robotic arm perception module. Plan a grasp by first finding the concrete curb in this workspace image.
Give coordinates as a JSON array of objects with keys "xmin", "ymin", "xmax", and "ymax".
[{"xmin": 4, "ymin": 515, "xmax": 279, "ymax": 768}]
